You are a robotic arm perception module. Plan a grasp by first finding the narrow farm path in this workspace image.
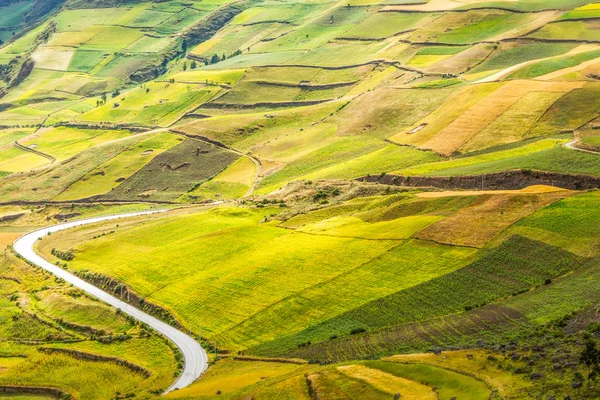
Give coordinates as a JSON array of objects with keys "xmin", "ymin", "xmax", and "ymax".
[
  {"xmin": 565, "ymin": 140, "xmax": 600, "ymax": 155},
  {"xmin": 475, "ymin": 44, "xmax": 600, "ymax": 84},
  {"xmin": 13, "ymin": 210, "xmax": 208, "ymax": 394}
]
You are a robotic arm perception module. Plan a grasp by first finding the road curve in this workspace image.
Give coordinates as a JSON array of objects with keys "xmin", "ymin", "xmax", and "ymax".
[
  {"xmin": 13, "ymin": 210, "xmax": 208, "ymax": 394},
  {"xmin": 565, "ymin": 140, "xmax": 600, "ymax": 155}
]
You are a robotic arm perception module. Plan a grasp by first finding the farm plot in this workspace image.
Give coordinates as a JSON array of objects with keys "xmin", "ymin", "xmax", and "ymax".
[
  {"xmin": 255, "ymin": 136, "xmax": 387, "ymax": 193},
  {"xmin": 337, "ymin": 365, "xmax": 437, "ymax": 400},
  {"xmin": 153, "ymin": 7, "xmax": 211, "ymax": 35},
  {"xmin": 365, "ymin": 361, "xmax": 491, "ymax": 400},
  {"xmin": 31, "ymin": 47, "xmax": 74, "ymax": 71},
  {"xmin": 417, "ymin": 191, "xmax": 570, "ymax": 248},
  {"xmin": 54, "ymin": 132, "xmax": 181, "ymax": 201},
  {"xmin": 390, "ymin": 83, "xmax": 501, "ymax": 147},
  {"xmin": 0, "ymin": 134, "xmax": 157, "ymax": 202},
  {"xmin": 507, "ymin": 48, "xmax": 600, "ymax": 80},
  {"xmin": 0, "ymin": 146, "xmax": 49, "ymax": 173},
  {"xmin": 296, "ymin": 145, "xmax": 441, "ymax": 182},
  {"xmin": 33, "ymin": 289, "xmax": 130, "ymax": 333},
  {"xmin": 459, "ymin": 91, "xmax": 566, "ymax": 153},
  {"xmin": 255, "ymin": 6, "xmax": 374, "ymax": 52},
  {"xmin": 186, "ymin": 156, "xmax": 256, "ymax": 201},
  {"xmin": 416, "ymin": 81, "xmax": 581, "ymax": 155},
  {"xmin": 471, "ymin": 42, "xmax": 578, "ymax": 74},
  {"xmin": 560, "ymin": 3, "xmax": 600, "ymax": 20},
  {"xmin": 219, "ymin": 239, "xmax": 476, "ymax": 349},
  {"xmin": 398, "ymin": 137, "xmax": 566, "ymax": 176},
  {"xmin": 41, "ymin": 207, "xmax": 400, "ymax": 348},
  {"xmin": 47, "ymin": 26, "xmax": 105, "ymax": 47},
  {"xmin": 67, "ymin": 50, "xmax": 108, "ymax": 72},
  {"xmin": 255, "ymin": 235, "xmax": 584, "ymax": 354},
  {"xmin": 528, "ymin": 20, "xmax": 600, "ymax": 42},
  {"xmin": 80, "ymin": 26, "xmax": 144, "ymax": 52},
  {"xmin": 126, "ymin": 35, "xmax": 173, "ymax": 53},
  {"xmin": 334, "ymin": 86, "xmax": 457, "ymax": 139},
  {"xmin": 212, "ymin": 80, "xmax": 349, "ymax": 105},
  {"xmin": 102, "ymin": 138, "xmax": 240, "ymax": 202},
  {"xmin": 425, "ymin": 145, "xmax": 600, "ymax": 178},
  {"xmin": 409, "ymin": 10, "xmax": 533, "ymax": 44},
  {"xmin": 290, "ymin": 41, "xmax": 388, "ymax": 67},
  {"xmin": 165, "ymin": 359, "xmax": 305, "ymax": 399},
  {"xmin": 20, "ymin": 126, "xmax": 133, "ymax": 162},
  {"xmin": 176, "ymin": 100, "xmax": 341, "ymax": 150},
  {"xmin": 503, "ymin": 191, "xmax": 600, "ymax": 257},
  {"xmin": 54, "ymin": 8, "xmax": 131, "ymax": 31},
  {"xmin": 168, "ymin": 68, "xmax": 246, "ymax": 85},
  {"xmin": 343, "ymin": 11, "xmax": 434, "ymax": 39},
  {"xmin": 80, "ymin": 81, "xmax": 219, "ymax": 127}
]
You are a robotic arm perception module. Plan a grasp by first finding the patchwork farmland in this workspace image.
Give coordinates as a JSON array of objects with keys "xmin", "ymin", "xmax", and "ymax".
[{"xmin": 0, "ymin": 0, "xmax": 598, "ymax": 398}]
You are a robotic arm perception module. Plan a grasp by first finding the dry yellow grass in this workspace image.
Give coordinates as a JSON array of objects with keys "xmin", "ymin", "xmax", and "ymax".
[
  {"xmin": 0, "ymin": 232, "xmax": 21, "ymax": 248},
  {"xmin": 417, "ymin": 185, "xmax": 570, "ymax": 198},
  {"xmin": 459, "ymin": 91, "xmax": 565, "ymax": 152},
  {"xmin": 390, "ymin": 83, "xmax": 501, "ymax": 147},
  {"xmin": 213, "ymin": 156, "xmax": 256, "ymax": 187},
  {"xmin": 417, "ymin": 191, "xmax": 570, "ymax": 247},
  {"xmin": 31, "ymin": 47, "xmax": 75, "ymax": 71},
  {"xmin": 420, "ymin": 81, "xmax": 583, "ymax": 155},
  {"xmin": 166, "ymin": 359, "xmax": 302, "ymax": 398},
  {"xmin": 381, "ymin": 0, "xmax": 517, "ymax": 12},
  {"xmin": 337, "ymin": 364, "xmax": 437, "ymax": 399},
  {"xmin": 425, "ymin": 43, "xmax": 493, "ymax": 75}
]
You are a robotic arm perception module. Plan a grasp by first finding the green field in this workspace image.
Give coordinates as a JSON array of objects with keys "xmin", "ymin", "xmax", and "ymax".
[{"xmin": 0, "ymin": 0, "xmax": 600, "ymax": 397}]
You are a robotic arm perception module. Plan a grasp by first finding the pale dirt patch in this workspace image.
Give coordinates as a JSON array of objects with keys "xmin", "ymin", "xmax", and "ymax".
[{"xmin": 31, "ymin": 47, "xmax": 75, "ymax": 71}]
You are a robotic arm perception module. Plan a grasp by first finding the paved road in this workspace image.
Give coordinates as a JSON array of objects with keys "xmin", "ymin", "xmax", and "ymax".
[
  {"xmin": 13, "ymin": 210, "xmax": 208, "ymax": 393},
  {"xmin": 566, "ymin": 140, "xmax": 600, "ymax": 155}
]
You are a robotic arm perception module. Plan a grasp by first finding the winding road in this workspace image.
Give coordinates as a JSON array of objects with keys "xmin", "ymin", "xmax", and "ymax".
[
  {"xmin": 566, "ymin": 140, "xmax": 600, "ymax": 155},
  {"xmin": 13, "ymin": 210, "xmax": 208, "ymax": 394}
]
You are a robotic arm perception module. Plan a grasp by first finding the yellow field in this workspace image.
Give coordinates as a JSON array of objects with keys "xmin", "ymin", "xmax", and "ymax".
[
  {"xmin": 412, "ymin": 81, "xmax": 582, "ymax": 155},
  {"xmin": 337, "ymin": 365, "xmax": 437, "ymax": 400},
  {"xmin": 417, "ymin": 192, "xmax": 570, "ymax": 248}
]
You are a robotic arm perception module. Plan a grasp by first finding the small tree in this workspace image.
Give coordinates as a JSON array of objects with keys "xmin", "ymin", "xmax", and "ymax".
[
  {"xmin": 191, "ymin": 60, "xmax": 197, "ymax": 69},
  {"xmin": 210, "ymin": 54, "xmax": 219, "ymax": 64},
  {"xmin": 183, "ymin": 62, "xmax": 187, "ymax": 71},
  {"xmin": 580, "ymin": 338, "xmax": 600, "ymax": 386}
]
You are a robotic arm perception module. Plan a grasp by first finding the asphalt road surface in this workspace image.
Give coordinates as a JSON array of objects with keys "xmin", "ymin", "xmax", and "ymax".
[{"xmin": 13, "ymin": 210, "xmax": 208, "ymax": 393}]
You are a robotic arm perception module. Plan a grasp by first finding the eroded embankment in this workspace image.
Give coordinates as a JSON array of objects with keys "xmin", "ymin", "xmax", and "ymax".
[{"xmin": 357, "ymin": 170, "xmax": 600, "ymax": 191}]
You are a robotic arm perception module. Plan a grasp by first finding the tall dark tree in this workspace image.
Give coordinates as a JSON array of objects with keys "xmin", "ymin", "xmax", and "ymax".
[{"xmin": 580, "ymin": 338, "xmax": 600, "ymax": 385}]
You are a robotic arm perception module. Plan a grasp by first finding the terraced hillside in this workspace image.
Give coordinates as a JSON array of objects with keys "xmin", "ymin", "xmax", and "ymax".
[{"xmin": 0, "ymin": 0, "xmax": 599, "ymax": 398}]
